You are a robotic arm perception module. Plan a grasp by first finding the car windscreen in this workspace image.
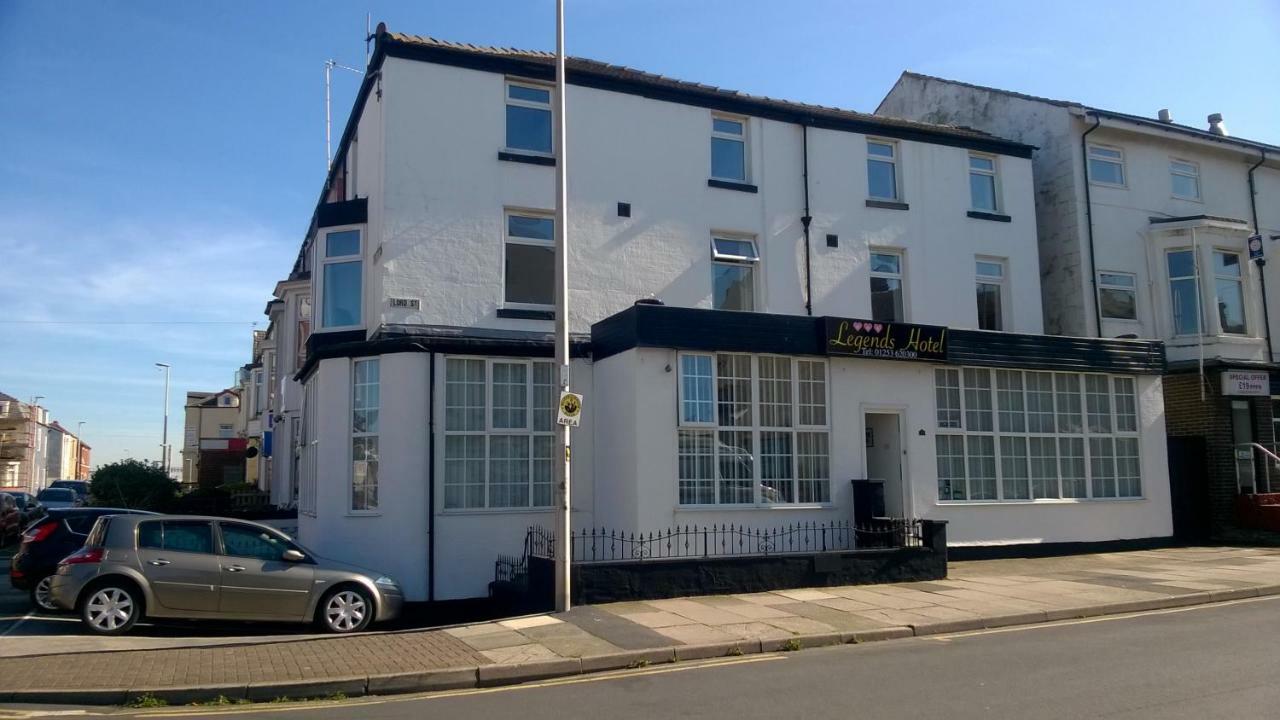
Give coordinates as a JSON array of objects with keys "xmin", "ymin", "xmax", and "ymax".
[{"xmin": 37, "ymin": 489, "xmax": 75, "ymax": 502}]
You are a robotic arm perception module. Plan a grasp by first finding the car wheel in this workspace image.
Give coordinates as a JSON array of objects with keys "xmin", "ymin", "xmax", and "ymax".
[
  {"xmin": 30, "ymin": 575, "xmax": 60, "ymax": 613},
  {"xmin": 80, "ymin": 583, "xmax": 141, "ymax": 635},
  {"xmin": 318, "ymin": 587, "xmax": 374, "ymax": 633}
]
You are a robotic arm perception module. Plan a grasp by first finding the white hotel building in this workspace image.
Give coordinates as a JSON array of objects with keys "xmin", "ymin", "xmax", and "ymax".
[{"xmin": 277, "ymin": 27, "xmax": 1172, "ymax": 603}]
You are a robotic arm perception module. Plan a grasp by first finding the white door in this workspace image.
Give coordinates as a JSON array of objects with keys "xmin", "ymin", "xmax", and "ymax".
[{"xmin": 864, "ymin": 412, "xmax": 904, "ymax": 517}]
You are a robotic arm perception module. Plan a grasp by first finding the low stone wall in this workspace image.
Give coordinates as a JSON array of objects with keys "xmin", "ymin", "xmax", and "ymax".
[{"xmin": 529, "ymin": 520, "xmax": 946, "ymax": 605}]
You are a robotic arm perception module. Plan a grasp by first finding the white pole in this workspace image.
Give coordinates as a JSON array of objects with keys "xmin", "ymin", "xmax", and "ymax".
[
  {"xmin": 157, "ymin": 363, "xmax": 171, "ymax": 477},
  {"xmin": 553, "ymin": 0, "xmax": 572, "ymax": 613}
]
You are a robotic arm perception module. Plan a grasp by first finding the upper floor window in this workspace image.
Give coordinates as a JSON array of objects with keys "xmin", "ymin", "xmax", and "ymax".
[
  {"xmin": 866, "ymin": 140, "xmax": 899, "ymax": 200},
  {"xmin": 711, "ymin": 115, "xmax": 747, "ymax": 182},
  {"xmin": 505, "ymin": 81, "xmax": 552, "ymax": 155},
  {"xmin": 869, "ymin": 250, "xmax": 905, "ymax": 322},
  {"xmin": 218, "ymin": 423, "xmax": 234, "ymax": 439},
  {"xmin": 1214, "ymin": 251, "xmax": 1246, "ymax": 335},
  {"xmin": 1088, "ymin": 145, "xmax": 1126, "ymax": 187},
  {"xmin": 711, "ymin": 236, "xmax": 758, "ymax": 312},
  {"xmin": 504, "ymin": 212, "xmax": 555, "ymax": 308},
  {"xmin": 975, "ymin": 258, "xmax": 1006, "ymax": 331},
  {"xmin": 1098, "ymin": 271, "xmax": 1138, "ymax": 321},
  {"xmin": 968, "ymin": 154, "xmax": 999, "ymax": 212},
  {"xmin": 320, "ymin": 229, "xmax": 362, "ymax": 329},
  {"xmin": 1170, "ymin": 160, "xmax": 1201, "ymax": 200},
  {"xmin": 1166, "ymin": 249, "xmax": 1200, "ymax": 336}
]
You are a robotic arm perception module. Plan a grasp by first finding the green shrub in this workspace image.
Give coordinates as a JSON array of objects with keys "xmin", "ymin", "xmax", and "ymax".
[{"xmin": 89, "ymin": 461, "xmax": 178, "ymax": 512}]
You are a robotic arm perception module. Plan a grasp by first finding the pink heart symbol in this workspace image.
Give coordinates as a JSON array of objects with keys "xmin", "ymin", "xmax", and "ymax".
[
  {"xmin": 873, "ymin": 324, "xmax": 883, "ymax": 333},
  {"xmin": 852, "ymin": 321, "xmax": 864, "ymax": 331}
]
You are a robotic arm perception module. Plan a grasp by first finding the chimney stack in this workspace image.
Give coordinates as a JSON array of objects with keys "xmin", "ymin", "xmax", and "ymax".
[
  {"xmin": 1207, "ymin": 113, "xmax": 1228, "ymax": 136},
  {"xmin": 1157, "ymin": 109, "xmax": 1173, "ymax": 123}
]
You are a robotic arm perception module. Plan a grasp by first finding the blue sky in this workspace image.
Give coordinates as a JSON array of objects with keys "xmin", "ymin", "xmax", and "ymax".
[{"xmin": 1, "ymin": 0, "xmax": 1277, "ymax": 471}]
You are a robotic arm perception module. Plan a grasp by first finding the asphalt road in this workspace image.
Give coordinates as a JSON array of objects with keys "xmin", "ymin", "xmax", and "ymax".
[{"xmin": 105, "ymin": 594, "xmax": 1280, "ymax": 720}]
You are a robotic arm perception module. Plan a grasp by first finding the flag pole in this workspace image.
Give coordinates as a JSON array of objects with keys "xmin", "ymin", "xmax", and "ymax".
[{"xmin": 552, "ymin": 0, "xmax": 572, "ymax": 613}]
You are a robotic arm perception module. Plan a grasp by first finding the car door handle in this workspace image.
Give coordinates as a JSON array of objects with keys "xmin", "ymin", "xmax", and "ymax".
[
  {"xmin": 148, "ymin": 559, "xmax": 171, "ymax": 567},
  {"xmin": 226, "ymin": 565, "xmax": 246, "ymax": 572}
]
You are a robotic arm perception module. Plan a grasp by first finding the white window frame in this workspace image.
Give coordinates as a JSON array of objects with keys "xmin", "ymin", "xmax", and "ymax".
[
  {"xmin": 1098, "ymin": 271, "xmax": 1139, "ymax": 321},
  {"xmin": 1088, "ymin": 144, "xmax": 1126, "ymax": 188},
  {"xmin": 711, "ymin": 235, "xmax": 760, "ymax": 312},
  {"xmin": 869, "ymin": 249, "xmax": 906, "ymax": 323},
  {"xmin": 441, "ymin": 356, "xmax": 556, "ymax": 512},
  {"xmin": 1212, "ymin": 248, "xmax": 1248, "ymax": 336},
  {"xmin": 1166, "ymin": 248, "xmax": 1202, "ymax": 337},
  {"xmin": 1170, "ymin": 158, "xmax": 1201, "ymax": 201},
  {"xmin": 710, "ymin": 114, "xmax": 749, "ymax": 182},
  {"xmin": 350, "ymin": 357, "xmax": 379, "ymax": 514},
  {"xmin": 316, "ymin": 225, "xmax": 364, "ymax": 332},
  {"xmin": 975, "ymin": 257, "xmax": 1007, "ymax": 331},
  {"xmin": 503, "ymin": 210, "xmax": 556, "ymax": 311},
  {"xmin": 934, "ymin": 367, "xmax": 1143, "ymax": 503},
  {"xmin": 866, "ymin": 139, "xmax": 900, "ymax": 201},
  {"xmin": 675, "ymin": 352, "xmax": 831, "ymax": 508},
  {"xmin": 968, "ymin": 153, "xmax": 1000, "ymax": 212},
  {"xmin": 504, "ymin": 79, "xmax": 554, "ymax": 156}
]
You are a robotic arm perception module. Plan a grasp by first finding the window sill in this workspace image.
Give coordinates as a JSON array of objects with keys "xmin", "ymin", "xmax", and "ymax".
[
  {"xmin": 936, "ymin": 497, "xmax": 1146, "ymax": 506},
  {"xmin": 707, "ymin": 179, "xmax": 758, "ymax": 193},
  {"xmin": 439, "ymin": 507, "xmax": 556, "ymax": 516},
  {"xmin": 866, "ymin": 199, "xmax": 909, "ymax": 211},
  {"xmin": 966, "ymin": 210, "xmax": 1012, "ymax": 223},
  {"xmin": 344, "ymin": 512, "xmax": 382, "ymax": 518},
  {"xmin": 1171, "ymin": 195, "xmax": 1203, "ymax": 204},
  {"xmin": 1089, "ymin": 181, "xmax": 1128, "ymax": 190},
  {"xmin": 497, "ymin": 308, "xmax": 555, "ymax": 320},
  {"xmin": 676, "ymin": 503, "xmax": 837, "ymax": 511},
  {"xmin": 498, "ymin": 150, "xmax": 555, "ymax": 166}
]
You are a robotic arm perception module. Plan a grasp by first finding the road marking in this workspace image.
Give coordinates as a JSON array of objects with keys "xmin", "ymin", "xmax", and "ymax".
[
  {"xmin": 927, "ymin": 593, "xmax": 1280, "ymax": 642},
  {"xmin": 133, "ymin": 655, "xmax": 785, "ymax": 718},
  {"xmin": 0, "ymin": 610, "xmax": 36, "ymax": 639}
]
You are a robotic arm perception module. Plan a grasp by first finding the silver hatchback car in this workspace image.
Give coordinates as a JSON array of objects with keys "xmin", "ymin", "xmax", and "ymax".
[{"xmin": 50, "ymin": 515, "xmax": 403, "ymax": 635}]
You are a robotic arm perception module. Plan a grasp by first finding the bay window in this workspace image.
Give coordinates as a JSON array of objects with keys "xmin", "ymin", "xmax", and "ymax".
[
  {"xmin": 677, "ymin": 353, "xmax": 829, "ymax": 506},
  {"xmin": 351, "ymin": 359, "xmax": 379, "ymax": 511},
  {"xmin": 443, "ymin": 357, "xmax": 555, "ymax": 510},
  {"xmin": 320, "ymin": 229, "xmax": 362, "ymax": 329},
  {"xmin": 1166, "ymin": 249, "xmax": 1201, "ymax": 336},
  {"xmin": 934, "ymin": 367, "xmax": 1142, "ymax": 502},
  {"xmin": 1213, "ymin": 251, "xmax": 1246, "ymax": 335}
]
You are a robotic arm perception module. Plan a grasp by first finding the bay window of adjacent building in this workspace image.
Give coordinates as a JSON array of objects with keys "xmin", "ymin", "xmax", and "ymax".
[
  {"xmin": 505, "ymin": 81, "xmax": 553, "ymax": 155},
  {"xmin": 1213, "ymin": 250, "xmax": 1247, "ymax": 335},
  {"xmin": 1170, "ymin": 159, "xmax": 1201, "ymax": 200},
  {"xmin": 1087, "ymin": 145, "xmax": 1126, "ymax": 187},
  {"xmin": 866, "ymin": 140, "xmax": 899, "ymax": 201},
  {"xmin": 320, "ymin": 229, "xmax": 362, "ymax": 329},
  {"xmin": 351, "ymin": 358, "xmax": 379, "ymax": 512},
  {"xmin": 935, "ymin": 367, "xmax": 1141, "ymax": 502},
  {"xmin": 504, "ymin": 212, "xmax": 555, "ymax": 308},
  {"xmin": 711, "ymin": 236, "xmax": 758, "ymax": 312},
  {"xmin": 1098, "ymin": 271, "xmax": 1138, "ymax": 320},
  {"xmin": 677, "ymin": 353, "xmax": 829, "ymax": 506},
  {"xmin": 968, "ymin": 154, "xmax": 999, "ymax": 212},
  {"xmin": 711, "ymin": 115, "xmax": 748, "ymax": 182},
  {"xmin": 443, "ymin": 357, "xmax": 555, "ymax": 510},
  {"xmin": 975, "ymin": 258, "xmax": 1006, "ymax": 331},
  {"xmin": 1166, "ymin": 249, "xmax": 1201, "ymax": 336},
  {"xmin": 870, "ymin": 250, "xmax": 905, "ymax": 322}
]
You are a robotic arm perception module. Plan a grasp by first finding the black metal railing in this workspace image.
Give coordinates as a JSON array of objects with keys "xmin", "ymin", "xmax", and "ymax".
[
  {"xmin": 525, "ymin": 519, "xmax": 922, "ymax": 563},
  {"xmin": 493, "ymin": 552, "xmax": 528, "ymax": 589}
]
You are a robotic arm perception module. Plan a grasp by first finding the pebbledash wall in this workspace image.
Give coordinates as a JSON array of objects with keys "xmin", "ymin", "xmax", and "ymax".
[{"xmin": 289, "ymin": 29, "xmax": 1173, "ymax": 603}]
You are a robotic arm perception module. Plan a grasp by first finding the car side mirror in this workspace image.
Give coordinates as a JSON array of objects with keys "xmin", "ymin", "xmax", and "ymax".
[{"xmin": 282, "ymin": 549, "xmax": 307, "ymax": 562}]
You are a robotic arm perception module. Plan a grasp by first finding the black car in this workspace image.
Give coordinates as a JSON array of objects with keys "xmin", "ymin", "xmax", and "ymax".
[
  {"xmin": 9, "ymin": 508, "xmax": 158, "ymax": 611},
  {"xmin": 49, "ymin": 480, "xmax": 90, "ymax": 501}
]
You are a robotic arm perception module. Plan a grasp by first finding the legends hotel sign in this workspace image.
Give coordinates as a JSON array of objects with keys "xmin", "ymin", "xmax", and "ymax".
[{"xmin": 824, "ymin": 317, "xmax": 948, "ymax": 362}]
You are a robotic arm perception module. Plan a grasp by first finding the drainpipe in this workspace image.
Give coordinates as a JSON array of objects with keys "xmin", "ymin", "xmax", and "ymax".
[
  {"xmin": 801, "ymin": 123, "xmax": 814, "ymax": 316},
  {"xmin": 427, "ymin": 353, "xmax": 436, "ymax": 603},
  {"xmin": 1081, "ymin": 113, "xmax": 1104, "ymax": 337},
  {"xmin": 1248, "ymin": 150, "xmax": 1273, "ymax": 364}
]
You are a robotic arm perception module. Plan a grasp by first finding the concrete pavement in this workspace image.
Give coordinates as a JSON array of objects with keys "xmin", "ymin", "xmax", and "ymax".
[{"xmin": 3, "ymin": 546, "xmax": 1280, "ymax": 705}]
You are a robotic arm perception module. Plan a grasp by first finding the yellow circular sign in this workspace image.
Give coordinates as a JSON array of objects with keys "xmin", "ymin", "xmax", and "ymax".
[{"xmin": 560, "ymin": 393, "xmax": 581, "ymax": 417}]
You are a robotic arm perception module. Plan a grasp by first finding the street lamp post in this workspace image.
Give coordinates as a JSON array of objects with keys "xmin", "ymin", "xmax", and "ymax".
[
  {"xmin": 156, "ymin": 363, "xmax": 171, "ymax": 477},
  {"xmin": 552, "ymin": 0, "xmax": 572, "ymax": 613}
]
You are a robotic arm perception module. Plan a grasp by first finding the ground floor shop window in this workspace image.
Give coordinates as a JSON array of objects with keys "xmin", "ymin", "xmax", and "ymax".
[
  {"xmin": 443, "ymin": 357, "xmax": 555, "ymax": 509},
  {"xmin": 677, "ymin": 353, "xmax": 830, "ymax": 505},
  {"xmin": 935, "ymin": 367, "xmax": 1141, "ymax": 501},
  {"xmin": 351, "ymin": 358, "xmax": 380, "ymax": 511}
]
